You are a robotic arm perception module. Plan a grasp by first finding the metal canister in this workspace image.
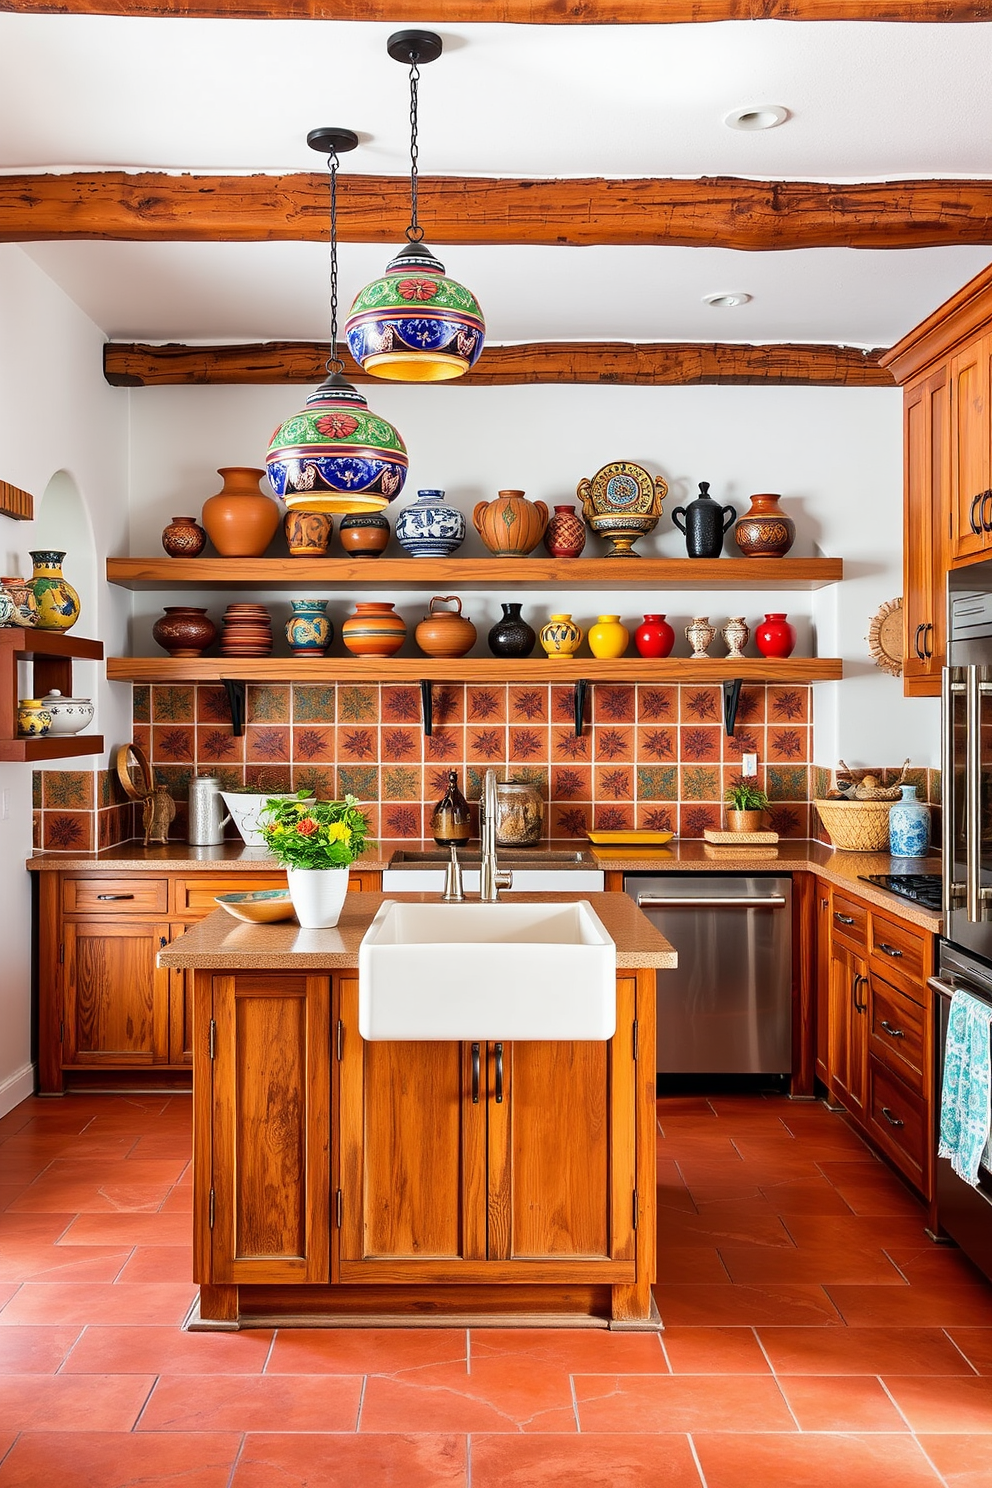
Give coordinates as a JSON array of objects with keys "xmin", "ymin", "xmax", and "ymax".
[{"xmin": 187, "ymin": 775, "xmax": 231, "ymax": 846}]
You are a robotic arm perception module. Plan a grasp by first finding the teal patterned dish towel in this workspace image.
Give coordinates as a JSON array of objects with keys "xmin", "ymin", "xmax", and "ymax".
[{"xmin": 939, "ymin": 988, "xmax": 992, "ymax": 1185}]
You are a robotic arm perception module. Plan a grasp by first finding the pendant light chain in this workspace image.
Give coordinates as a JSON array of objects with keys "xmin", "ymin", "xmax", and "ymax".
[
  {"xmin": 325, "ymin": 147, "xmax": 343, "ymax": 374},
  {"xmin": 406, "ymin": 56, "xmax": 424, "ymax": 243}
]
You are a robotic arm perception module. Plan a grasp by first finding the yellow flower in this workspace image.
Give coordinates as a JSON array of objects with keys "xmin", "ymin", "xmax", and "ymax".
[{"xmin": 324, "ymin": 821, "xmax": 350, "ymax": 843}]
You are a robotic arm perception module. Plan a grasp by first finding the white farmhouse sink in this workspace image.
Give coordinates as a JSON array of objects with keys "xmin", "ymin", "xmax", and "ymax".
[{"xmin": 358, "ymin": 899, "xmax": 616, "ymax": 1041}]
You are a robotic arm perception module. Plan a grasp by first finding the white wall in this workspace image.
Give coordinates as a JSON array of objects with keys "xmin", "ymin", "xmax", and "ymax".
[
  {"xmin": 0, "ymin": 244, "xmax": 130, "ymax": 1115},
  {"xmin": 126, "ymin": 379, "xmax": 938, "ymax": 769}
]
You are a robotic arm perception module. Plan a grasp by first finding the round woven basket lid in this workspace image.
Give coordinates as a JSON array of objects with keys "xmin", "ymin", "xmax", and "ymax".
[{"xmin": 116, "ymin": 742, "xmax": 154, "ymax": 801}]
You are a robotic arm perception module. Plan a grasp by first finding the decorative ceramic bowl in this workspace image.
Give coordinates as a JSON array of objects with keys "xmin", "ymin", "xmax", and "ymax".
[
  {"xmin": 214, "ymin": 889, "xmax": 295, "ymax": 924},
  {"xmin": 38, "ymin": 690, "xmax": 94, "ymax": 735}
]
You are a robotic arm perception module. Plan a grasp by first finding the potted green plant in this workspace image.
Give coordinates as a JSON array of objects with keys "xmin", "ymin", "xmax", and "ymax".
[
  {"xmin": 724, "ymin": 779, "xmax": 769, "ymax": 834},
  {"xmin": 259, "ymin": 793, "xmax": 372, "ymax": 928}
]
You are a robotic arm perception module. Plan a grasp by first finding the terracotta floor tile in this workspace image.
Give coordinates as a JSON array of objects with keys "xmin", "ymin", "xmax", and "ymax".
[
  {"xmin": 758, "ymin": 1177, "xmax": 858, "ymax": 1215},
  {"xmin": 233, "ymin": 1432, "xmax": 467, "ymax": 1488},
  {"xmin": 0, "ymin": 1325, "xmax": 82, "ymax": 1373},
  {"xmin": 691, "ymin": 1432, "xmax": 943, "ymax": 1488},
  {"xmin": 138, "ymin": 1372, "xmax": 363, "ymax": 1432},
  {"xmin": 0, "ymin": 1282, "xmax": 196, "ymax": 1327},
  {"xmin": 881, "ymin": 1374, "xmax": 992, "ymax": 1431},
  {"xmin": 0, "ymin": 1431, "xmax": 240, "ymax": 1488},
  {"xmin": 783, "ymin": 1213, "xmax": 934, "ymax": 1249},
  {"xmin": 657, "ymin": 1203, "xmax": 794, "ymax": 1250},
  {"xmin": 0, "ymin": 1215, "xmax": 73, "ymax": 1246},
  {"xmin": 359, "ymin": 1358, "xmax": 577, "ymax": 1433},
  {"xmin": 0, "ymin": 1284, "xmax": 19, "ymax": 1312},
  {"xmin": 158, "ymin": 1186, "xmax": 193, "ymax": 1213},
  {"xmin": 885, "ymin": 1246, "xmax": 989, "ymax": 1287},
  {"xmin": 718, "ymin": 1243, "xmax": 903, "ymax": 1287},
  {"xmin": 654, "ymin": 1283, "xmax": 843, "ymax": 1327},
  {"xmin": 657, "ymin": 1184, "xmax": 699, "ymax": 1215},
  {"xmin": 777, "ymin": 1373, "xmax": 909, "ymax": 1430},
  {"xmin": 574, "ymin": 1372, "xmax": 795, "ymax": 1433},
  {"xmin": 661, "ymin": 1327, "xmax": 770, "ymax": 1374},
  {"xmin": 266, "ymin": 1327, "xmax": 466, "ymax": 1375},
  {"xmin": 755, "ymin": 1325, "xmax": 977, "ymax": 1375},
  {"xmin": 827, "ymin": 1282, "xmax": 992, "ymax": 1327},
  {"xmin": 114, "ymin": 1247, "xmax": 192, "ymax": 1283},
  {"xmin": 8, "ymin": 1174, "xmax": 175, "ymax": 1213},
  {"xmin": 63, "ymin": 1324, "xmax": 273, "ymax": 1374},
  {"xmin": 943, "ymin": 1328, "xmax": 992, "ymax": 1374},
  {"xmin": 917, "ymin": 1433, "xmax": 992, "ymax": 1488},
  {"xmin": 57, "ymin": 1213, "xmax": 192, "ymax": 1247},
  {"xmin": 655, "ymin": 1246, "xmax": 729, "ymax": 1283},
  {"xmin": 0, "ymin": 1244, "xmax": 130, "ymax": 1285},
  {"xmin": 816, "ymin": 1162, "xmax": 927, "ymax": 1218},
  {"xmin": 470, "ymin": 1433, "xmax": 704, "ymax": 1488},
  {"xmin": 470, "ymin": 1327, "xmax": 668, "ymax": 1374},
  {"xmin": 0, "ymin": 1372, "xmax": 154, "ymax": 1431}
]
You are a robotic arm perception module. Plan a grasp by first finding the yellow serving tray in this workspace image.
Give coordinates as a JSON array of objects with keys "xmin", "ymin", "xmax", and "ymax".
[{"xmin": 587, "ymin": 830, "xmax": 675, "ymax": 845}]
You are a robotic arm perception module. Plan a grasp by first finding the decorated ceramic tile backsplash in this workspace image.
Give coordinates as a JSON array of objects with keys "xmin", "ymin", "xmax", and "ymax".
[{"xmin": 32, "ymin": 767, "xmax": 133, "ymax": 853}]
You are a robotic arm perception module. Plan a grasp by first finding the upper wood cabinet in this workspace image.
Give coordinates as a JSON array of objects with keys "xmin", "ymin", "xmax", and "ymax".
[
  {"xmin": 948, "ymin": 334, "xmax": 992, "ymax": 564},
  {"xmin": 903, "ymin": 365, "xmax": 949, "ymax": 694}
]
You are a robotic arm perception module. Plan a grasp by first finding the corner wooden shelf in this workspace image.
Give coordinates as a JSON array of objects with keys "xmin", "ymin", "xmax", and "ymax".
[
  {"xmin": 106, "ymin": 555, "xmax": 843, "ymax": 591},
  {"xmin": 0, "ymin": 629, "xmax": 105, "ymax": 763}
]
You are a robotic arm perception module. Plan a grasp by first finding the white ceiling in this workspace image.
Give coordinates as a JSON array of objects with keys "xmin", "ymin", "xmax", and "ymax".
[{"xmin": 3, "ymin": 14, "xmax": 992, "ymax": 348}]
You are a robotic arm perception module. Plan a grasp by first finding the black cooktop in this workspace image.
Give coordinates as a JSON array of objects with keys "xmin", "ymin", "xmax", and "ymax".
[{"xmin": 859, "ymin": 873, "xmax": 942, "ymax": 911}]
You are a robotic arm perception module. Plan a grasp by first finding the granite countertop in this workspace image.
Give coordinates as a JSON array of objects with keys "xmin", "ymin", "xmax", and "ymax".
[
  {"xmin": 157, "ymin": 891, "xmax": 679, "ymax": 972},
  {"xmin": 26, "ymin": 840, "xmax": 398, "ymax": 872}
]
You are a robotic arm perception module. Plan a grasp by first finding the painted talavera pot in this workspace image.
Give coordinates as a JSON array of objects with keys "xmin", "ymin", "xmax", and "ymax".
[
  {"xmin": 588, "ymin": 615, "xmax": 629, "ymax": 659},
  {"xmin": 395, "ymin": 489, "xmax": 466, "ymax": 558},
  {"xmin": 201, "ymin": 467, "xmax": 281, "ymax": 557},
  {"xmin": 29, "ymin": 551, "xmax": 80, "ymax": 631},
  {"xmin": 266, "ymin": 375, "xmax": 408, "ymax": 514},
  {"xmin": 577, "ymin": 461, "xmax": 668, "ymax": 558},
  {"xmin": 539, "ymin": 613, "xmax": 583, "ymax": 659},
  {"xmin": 161, "ymin": 515, "xmax": 207, "ymax": 558},
  {"xmin": 284, "ymin": 510, "xmax": 333, "ymax": 557},
  {"xmin": 286, "ymin": 866, "xmax": 350, "ymax": 929},
  {"xmin": 341, "ymin": 601, "xmax": 407, "ymax": 657},
  {"xmin": 344, "ymin": 243, "xmax": 485, "ymax": 383},
  {"xmin": 17, "ymin": 700, "xmax": 51, "ymax": 737},
  {"xmin": 734, "ymin": 493, "xmax": 796, "ymax": 558},
  {"xmin": 474, "ymin": 490, "xmax": 549, "ymax": 557},
  {"xmin": 544, "ymin": 504, "xmax": 586, "ymax": 559},
  {"xmin": 286, "ymin": 600, "xmax": 332, "ymax": 657},
  {"xmin": 889, "ymin": 785, "xmax": 931, "ymax": 857}
]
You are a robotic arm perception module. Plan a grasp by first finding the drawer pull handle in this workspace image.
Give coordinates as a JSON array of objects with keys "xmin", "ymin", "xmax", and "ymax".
[
  {"xmin": 471, "ymin": 1043, "xmax": 480, "ymax": 1104},
  {"xmin": 96, "ymin": 893, "xmax": 134, "ymax": 900},
  {"xmin": 881, "ymin": 1106, "xmax": 905, "ymax": 1128},
  {"xmin": 971, "ymin": 491, "xmax": 984, "ymax": 535},
  {"xmin": 834, "ymin": 913, "xmax": 856, "ymax": 925},
  {"xmin": 853, "ymin": 973, "xmax": 868, "ymax": 1012},
  {"xmin": 494, "ymin": 1042, "xmax": 504, "ymax": 1104},
  {"xmin": 877, "ymin": 942, "xmax": 903, "ymax": 959},
  {"xmin": 881, "ymin": 1019, "xmax": 905, "ymax": 1039}
]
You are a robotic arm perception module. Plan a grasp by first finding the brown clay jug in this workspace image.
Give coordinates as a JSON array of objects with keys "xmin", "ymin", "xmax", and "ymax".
[
  {"xmin": 473, "ymin": 489, "xmax": 549, "ymax": 557},
  {"xmin": 415, "ymin": 596, "xmax": 477, "ymax": 658},
  {"xmin": 201, "ymin": 467, "xmax": 281, "ymax": 557}
]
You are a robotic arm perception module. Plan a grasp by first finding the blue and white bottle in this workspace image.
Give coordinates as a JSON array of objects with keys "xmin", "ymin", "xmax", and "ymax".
[
  {"xmin": 395, "ymin": 489, "xmax": 466, "ymax": 559},
  {"xmin": 888, "ymin": 785, "xmax": 931, "ymax": 858}
]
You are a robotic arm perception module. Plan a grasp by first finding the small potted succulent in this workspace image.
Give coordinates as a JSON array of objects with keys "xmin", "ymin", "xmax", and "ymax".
[
  {"xmin": 724, "ymin": 779, "xmax": 770, "ymax": 834},
  {"xmin": 259, "ymin": 792, "xmax": 372, "ymax": 929}
]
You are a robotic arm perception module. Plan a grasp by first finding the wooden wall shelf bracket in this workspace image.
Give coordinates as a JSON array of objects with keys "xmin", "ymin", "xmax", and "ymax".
[
  {"xmin": 722, "ymin": 678, "xmax": 743, "ymax": 738},
  {"xmin": 222, "ymin": 679, "xmax": 246, "ymax": 737}
]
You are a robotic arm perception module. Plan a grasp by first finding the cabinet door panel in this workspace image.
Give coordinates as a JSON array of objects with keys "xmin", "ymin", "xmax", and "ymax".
[
  {"xmin": 950, "ymin": 339, "xmax": 990, "ymax": 563},
  {"xmin": 827, "ymin": 940, "xmax": 867, "ymax": 1120},
  {"xmin": 62, "ymin": 920, "xmax": 169, "ymax": 1065},
  {"xmin": 903, "ymin": 367, "xmax": 948, "ymax": 694}
]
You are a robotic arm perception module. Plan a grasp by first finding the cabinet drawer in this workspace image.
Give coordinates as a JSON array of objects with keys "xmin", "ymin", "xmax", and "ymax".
[
  {"xmin": 831, "ymin": 893, "xmax": 867, "ymax": 950},
  {"xmin": 867, "ymin": 1057, "xmax": 928, "ymax": 1190},
  {"xmin": 63, "ymin": 877, "xmax": 169, "ymax": 915},
  {"xmin": 869, "ymin": 914, "xmax": 929, "ymax": 995},
  {"xmin": 174, "ymin": 874, "xmax": 287, "ymax": 917},
  {"xmin": 869, "ymin": 972, "xmax": 927, "ymax": 1090}
]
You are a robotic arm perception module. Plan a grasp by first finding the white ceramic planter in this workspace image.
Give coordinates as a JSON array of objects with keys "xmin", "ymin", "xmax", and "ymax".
[
  {"xmin": 220, "ymin": 791, "xmax": 312, "ymax": 847},
  {"xmin": 286, "ymin": 866, "xmax": 350, "ymax": 929}
]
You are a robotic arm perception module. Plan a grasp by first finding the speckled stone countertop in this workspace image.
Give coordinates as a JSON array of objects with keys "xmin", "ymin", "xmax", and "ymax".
[
  {"xmin": 26, "ymin": 840, "xmax": 397, "ymax": 872},
  {"xmin": 157, "ymin": 891, "xmax": 678, "ymax": 972}
]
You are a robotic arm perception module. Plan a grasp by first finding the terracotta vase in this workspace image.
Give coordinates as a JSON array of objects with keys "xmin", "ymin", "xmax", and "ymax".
[
  {"xmin": 152, "ymin": 606, "xmax": 217, "ymax": 658},
  {"xmin": 161, "ymin": 515, "xmax": 207, "ymax": 558},
  {"xmin": 415, "ymin": 596, "xmax": 477, "ymax": 659},
  {"xmin": 539, "ymin": 613, "xmax": 583, "ymax": 659},
  {"xmin": 734, "ymin": 493, "xmax": 796, "ymax": 558},
  {"xmin": 341, "ymin": 601, "xmax": 407, "ymax": 657},
  {"xmin": 634, "ymin": 614, "xmax": 675, "ymax": 659},
  {"xmin": 284, "ymin": 510, "xmax": 333, "ymax": 557},
  {"xmin": 544, "ymin": 503, "xmax": 586, "ymax": 558},
  {"xmin": 201, "ymin": 467, "xmax": 281, "ymax": 557},
  {"xmin": 588, "ymin": 615, "xmax": 629, "ymax": 659},
  {"xmin": 473, "ymin": 490, "xmax": 549, "ymax": 557},
  {"xmin": 338, "ymin": 513, "xmax": 390, "ymax": 558},
  {"xmin": 754, "ymin": 612, "xmax": 797, "ymax": 658},
  {"xmin": 29, "ymin": 551, "xmax": 80, "ymax": 632},
  {"xmin": 727, "ymin": 809, "xmax": 764, "ymax": 833}
]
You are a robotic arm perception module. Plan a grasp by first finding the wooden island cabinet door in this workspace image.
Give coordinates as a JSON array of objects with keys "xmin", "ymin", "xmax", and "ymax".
[
  {"xmin": 62, "ymin": 919, "xmax": 170, "ymax": 1066},
  {"xmin": 206, "ymin": 972, "xmax": 330, "ymax": 1285}
]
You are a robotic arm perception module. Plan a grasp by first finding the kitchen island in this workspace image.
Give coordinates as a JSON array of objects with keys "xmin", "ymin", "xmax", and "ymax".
[{"xmin": 159, "ymin": 890, "xmax": 675, "ymax": 1333}]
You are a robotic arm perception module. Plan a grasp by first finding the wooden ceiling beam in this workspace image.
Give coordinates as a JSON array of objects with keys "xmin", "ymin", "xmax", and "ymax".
[
  {"xmin": 4, "ymin": 172, "xmax": 992, "ymax": 251},
  {"xmin": 0, "ymin": 1, "xmax": 987, "ymax": 21},
  {"xmin": 103, "ymin": 340, "xmax": 894, "ymax": 388}
]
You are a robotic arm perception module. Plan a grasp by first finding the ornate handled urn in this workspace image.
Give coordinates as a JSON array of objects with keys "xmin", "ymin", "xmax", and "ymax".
[{"xmin": 577, "ymin": 461, "xmax": 667, "ymax": 557}]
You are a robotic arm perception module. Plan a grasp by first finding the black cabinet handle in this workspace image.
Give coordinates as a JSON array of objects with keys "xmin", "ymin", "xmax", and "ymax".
[
  {"xmin": 914, "ymin": 623, "xmax": 926, "ymax": 661},
  {"xmin": 159, "ymin": 936, "xmax": 168, "ymax": 949},
  {"xmin": 881, "ymin": 1106, "xmax": 905, "ymax": 1128},
  {"xmin": 471, "ymin": 1043, "xmax": 480, "ymax": 1104},
  {"xmin": 877, "ymin": 942, "xmax": 903, "ymax": 959},
  {"xmin": 982, "ymin": 490, "xmax": 992, "ymax": 531},
  {"xmin": 881, "ymin": 1019, "xmax": 905, "ymax": 1039},
  {"xmin": 852, "ymin": 973, "xmax": 868, "ymax": 1013},
  {"xmin": 834, "ymin": 912, "xmax": 855, "ymax": 925},
  {"xmin": 971, "ymin": 491, "xmax": 984, "ymax": 535},
  {"xmin": 97, "ymin": 893, "xmax": 134, "ymax": 900},
  {"xmin": 494, "ymin": 1042, "xmax": 504, "ymax": 1104},
  {"xmin": 924, "ymin": 622, "xmax": 934, "ymax": 660}
]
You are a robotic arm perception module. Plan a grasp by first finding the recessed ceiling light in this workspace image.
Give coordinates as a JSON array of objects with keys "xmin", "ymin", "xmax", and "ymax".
[
  {"xmin": 724, "ymin": 105, "xmax": 789, "ymax": 132},
  {"xmin": 702, "ymin": 292, "xmax": 753, "ymax": 309}
]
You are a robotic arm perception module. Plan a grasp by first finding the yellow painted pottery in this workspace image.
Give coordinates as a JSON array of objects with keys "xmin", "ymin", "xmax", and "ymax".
[
  {"xmin": 473, "ymin": 490, "xmax": 549, "ymax": 557},
  {"xmin": 588, "ymin": 614, "xmax": 629, "ymax": 659},
  {"xmin": 539, "ymin": 613, "xmax": 583, "ymax": 659},
  {"xmin": 29, "ymin": 551, "xmax": 80, "ymax": 632},
  {"xmin": 17, "ymin": 700, "xmax": 51, "ymax": 737}
]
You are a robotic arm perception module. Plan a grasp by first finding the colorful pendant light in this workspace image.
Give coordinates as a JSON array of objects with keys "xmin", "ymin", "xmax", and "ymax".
[
  {"xmin": 344, "ymin": 31, "xmax": 485, "ymax": 383},
  {"xmin": 266, "ymin": 128, "xmax": 408, "ymax": 515}
]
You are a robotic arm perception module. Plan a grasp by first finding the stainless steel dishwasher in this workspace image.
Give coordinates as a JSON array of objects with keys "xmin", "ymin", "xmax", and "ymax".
[{"xmin": 625, "ymin": 874, "xmax": 792, "ymax": 1075}]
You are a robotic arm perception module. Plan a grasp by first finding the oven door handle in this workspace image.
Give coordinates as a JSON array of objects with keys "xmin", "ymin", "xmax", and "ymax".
[
  {"xmin": 966, "ymin": 664, "xmax": 983, "ymax": 922},
  {"xmin": 636, "ymin": 896, "xmax": 787, "ymax": 908},
  {"xmin": 928, "ymin": 974, "xmax": 958, "ymax": 1002}
]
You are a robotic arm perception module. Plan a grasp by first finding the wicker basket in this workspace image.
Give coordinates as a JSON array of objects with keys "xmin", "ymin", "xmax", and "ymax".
[{"xmin": 813, "ymin": 798, "xmax": 891, "ymax": 852}]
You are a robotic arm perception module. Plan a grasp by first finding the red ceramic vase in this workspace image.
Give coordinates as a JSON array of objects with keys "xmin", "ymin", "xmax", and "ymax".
[
  {"xmin": 634, "ymin": 613, "xmax": 675, "ymax": 658},
  {"xmin": 543, "ymin": 503, "xmax": 587, "ymax": 558},
  {"xmin": 754, "ymin": 612, "xmax": 796, "ymax": 659}
]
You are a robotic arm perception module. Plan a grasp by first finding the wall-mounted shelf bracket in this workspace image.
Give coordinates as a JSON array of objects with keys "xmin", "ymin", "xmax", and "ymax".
[
  {"xmin": 223, "ymin": 679, "xmax": 247, "ymax": 738},
  {"xmin": 722, "ymin": 678, "xmax": 743, "ymax": 738},
  {"xmin": 573, "ymin": 678, "xmax": 589, "ymax": 738},
  {"xmin": 420, "ymin": 679, "xmax": 433, "ymax": 738}
]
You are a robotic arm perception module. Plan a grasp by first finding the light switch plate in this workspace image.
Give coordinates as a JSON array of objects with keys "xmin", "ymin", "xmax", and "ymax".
[{"xmin": 742, "ymin": 752, "xmax": 758, "ymax": 777}]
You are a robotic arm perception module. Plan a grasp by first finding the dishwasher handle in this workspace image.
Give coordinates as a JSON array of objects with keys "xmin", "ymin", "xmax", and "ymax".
[{"xmin": 636, "ymin": 894, "xmax": 787, "ymax": 908}]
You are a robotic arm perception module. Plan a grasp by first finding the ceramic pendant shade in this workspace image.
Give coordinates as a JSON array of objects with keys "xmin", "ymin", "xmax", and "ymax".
[
  {"xmin": 345, "ymin": 244, "xmax": 485, "ymax": 383},
  {"xmin": 267, "ymin": 375, "xmax": 408, "ymax": 516}
]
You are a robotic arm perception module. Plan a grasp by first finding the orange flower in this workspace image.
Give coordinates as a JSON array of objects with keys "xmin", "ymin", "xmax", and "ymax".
[
  {"xmin": 296, "ymin": 816, "xmax": 319, "ymax": 836},
  {"xmin": 397, "ymin": 277, "xmax": 438, "ymax": 302}
]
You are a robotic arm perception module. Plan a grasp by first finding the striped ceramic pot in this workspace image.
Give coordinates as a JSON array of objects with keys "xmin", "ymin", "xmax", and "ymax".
[{"xmin": 341, "ymin": 601, "xmax": 407, "ymax": 657}]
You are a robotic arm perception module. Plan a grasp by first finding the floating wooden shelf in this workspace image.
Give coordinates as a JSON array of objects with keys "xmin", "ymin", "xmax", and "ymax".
[
  {"xmin": 0, "ymin": 629, "xmax": 105, "ymax": 763},
  {"xmin": 106, "ymin": 556, "xmax": 843, "ymax": 592},
  {"xmin": 107, "ymin": 656, "xmax": 843, "ymax": 685},
  {"xmin": 0, "ymin": 734, "xmax": 105, "ymax": 763}
]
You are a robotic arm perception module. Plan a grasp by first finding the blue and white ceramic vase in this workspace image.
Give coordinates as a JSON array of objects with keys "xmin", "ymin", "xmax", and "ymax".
[
  {"xmin": 394, "ymin": 489, "xmax": 466, "ymax": 559},
  {"xmin": 285, "ymin": 600, "xmax": 332, "ymax": 657},
  {"xmin": 889, "ymin": 785, "xmax": 931, "ymax": 857}
]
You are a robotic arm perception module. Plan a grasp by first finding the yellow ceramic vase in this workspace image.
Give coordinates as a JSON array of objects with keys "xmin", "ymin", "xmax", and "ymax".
[
  {"xmin": 539, "ymin": 613, "xmax": 583, "ymax": 659},
  {"xmin": 29, "ymin": 550, "xmax": 80, "ymax": 632},
  {"xmin": 588, "ymin": 614, "xmax": 629, "ymax": 659}
]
